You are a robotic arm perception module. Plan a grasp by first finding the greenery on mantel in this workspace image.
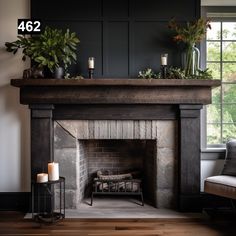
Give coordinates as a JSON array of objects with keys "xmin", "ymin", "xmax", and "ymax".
[
  {"xmin": 138, "ymin": 67, "xmax": 213, "ymax": 80},
  {"xmin": 138, "ymin": 68, "xmax": 160, "ymax": 79},
  {"xmin": 138, "ymin": 18, "xmax": 213, "ymax": 80},
  {"xmin": 5, "ymin": 26, "xmax": 79, "ymax": 74}
]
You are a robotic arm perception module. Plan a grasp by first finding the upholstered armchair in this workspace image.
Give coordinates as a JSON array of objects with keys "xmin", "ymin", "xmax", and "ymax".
[{"xmin": 204, "ymin": 139, "xmax": 236, "ymax": 208}]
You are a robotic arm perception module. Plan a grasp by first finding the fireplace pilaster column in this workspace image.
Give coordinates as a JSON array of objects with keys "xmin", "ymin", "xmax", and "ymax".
[
  {"xmin": 30, "ymin": 104, "xmax": 54, "ymax": 180},
  {"xmin": 179, "ymin": 104, "xmax": 202, "ymax": 212}
]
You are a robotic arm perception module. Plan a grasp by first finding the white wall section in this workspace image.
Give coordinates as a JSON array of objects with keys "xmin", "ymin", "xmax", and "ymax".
[{"xmin": 0, "ymin": 0, "xmax": 30, "ymax": 192}]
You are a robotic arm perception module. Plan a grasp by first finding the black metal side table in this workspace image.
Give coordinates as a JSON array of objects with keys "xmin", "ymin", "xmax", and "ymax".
[{"xmin": 31, "ymin": 177, "xmax": 65, "ymax": 223}]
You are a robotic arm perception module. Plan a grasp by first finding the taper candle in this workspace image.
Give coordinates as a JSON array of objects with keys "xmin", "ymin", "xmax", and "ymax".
[
  {"xmin": 48, "ymin": 162, "xmax": 59, "ymax": 181},
  {"xmin": 161, "ymin": 53, "xmax": 168, "ymax": 66},
  {"xmin": 88, "ymin": 57, "xmax": 95, "ymax": 69}
]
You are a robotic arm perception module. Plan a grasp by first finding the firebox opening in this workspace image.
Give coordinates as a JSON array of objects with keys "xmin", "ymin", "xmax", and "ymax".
[{"xmin": 77, "ymin": 140, "xmax": 157, "ymax": 207}]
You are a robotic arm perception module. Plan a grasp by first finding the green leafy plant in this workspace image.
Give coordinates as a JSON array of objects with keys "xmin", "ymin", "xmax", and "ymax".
[
  {"xmin": 5, "ymin": 36, "xmax": 34, "ymax": 61},
  {"xmin": 5, "ymin": 26, "xmax": 80, "ymax": 73},
  {"xmin": 138, "ymin": 68, "xmax": 159, "ymax": 79},
  {"xmin": 190, "ymin": 68, "xmax": 213, "ymax": 80},
  {"xmin": 68, "ymin": 75, "xmax": 84, "ymax": 80},
  {"xmin": 137, "ymin": 67, "xmax": 213, "ymax": 80},
  {"xmin": 166, "ymin": 67, "xmax": 185, "ymax": 79}
]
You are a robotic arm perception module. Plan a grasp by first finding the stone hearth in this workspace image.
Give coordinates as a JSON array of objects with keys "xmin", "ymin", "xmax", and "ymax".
[{"xmin": 54, "ymin": 120, "xmax": 177, "ymax": 209}]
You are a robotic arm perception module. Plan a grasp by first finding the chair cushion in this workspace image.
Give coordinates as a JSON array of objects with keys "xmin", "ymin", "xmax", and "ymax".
[
  {"xmin": 204, "ymin": 175, "xmax": 236, "ymax": 200},
  {"xmin": 221, "ymin": 139, "xmax": 236, "ymax": 176}
]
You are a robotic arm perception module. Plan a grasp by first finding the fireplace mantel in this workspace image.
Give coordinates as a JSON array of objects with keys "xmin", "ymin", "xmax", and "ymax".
[
  {"xmin": 11, "ymin": 78, "xmax": 220, "ymax": 105},
  {"xmin": 11, "ymin": 78, "xmax": 220, "ymax": 212},
  {"xmin": 11, "ymin": 78, "xmax": 220, "ymax": 87}
]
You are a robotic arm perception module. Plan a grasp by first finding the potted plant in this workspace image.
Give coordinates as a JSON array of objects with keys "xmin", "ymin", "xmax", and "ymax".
[
  {"xmin": 168, "ymin": 18, "xmax": 211, "ymax": 77},
  {"xmin": 5, "ymin": 26, "xmax": 80, "ymax": 78}
]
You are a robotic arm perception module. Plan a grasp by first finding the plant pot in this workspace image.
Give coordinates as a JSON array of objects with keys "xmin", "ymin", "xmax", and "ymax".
[{"xmin": 54, "ymin": 67, "xmax": 64, "ymax": 79}]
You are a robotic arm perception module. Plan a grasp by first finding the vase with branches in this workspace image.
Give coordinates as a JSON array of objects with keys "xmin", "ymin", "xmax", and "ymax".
[{"xmin": 168, "ymin": 18, "xmax": 211, "ymax": 77}]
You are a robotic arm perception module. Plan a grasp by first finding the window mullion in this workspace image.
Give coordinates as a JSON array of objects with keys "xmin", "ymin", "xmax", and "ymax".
[{"xmin": 220, "ymin": 21, "xmax": 223, "ymax": 144}]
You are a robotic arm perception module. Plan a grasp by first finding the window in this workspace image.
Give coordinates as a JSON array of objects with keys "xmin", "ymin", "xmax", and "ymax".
[{"xmin": 206, "ymin": 20, "xmax": 236, "ymax": 147}]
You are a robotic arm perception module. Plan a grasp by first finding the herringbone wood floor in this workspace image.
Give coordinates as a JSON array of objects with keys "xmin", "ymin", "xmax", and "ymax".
[{"xmin": 0, "ymin": 211, "xmax": 235, "ymax": 236}]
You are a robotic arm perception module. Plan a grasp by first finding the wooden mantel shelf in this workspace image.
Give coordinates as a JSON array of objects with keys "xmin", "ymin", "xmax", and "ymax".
[
  {"xmin": 11, "ymin": 78, "xmax": 221, "ymax": 87},
  {"xmin": 11, "ymin": 78, "xmax": 221, "ymax": 105}
]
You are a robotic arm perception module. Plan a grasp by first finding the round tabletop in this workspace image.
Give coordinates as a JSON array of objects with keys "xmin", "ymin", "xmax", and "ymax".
[{"xmin": 32, "ymin": 176, "xmax": 65, "ymax": 185}]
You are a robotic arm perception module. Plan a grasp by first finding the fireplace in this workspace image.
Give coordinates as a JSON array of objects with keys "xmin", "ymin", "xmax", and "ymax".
[
  {"xmin": 54, "ymin": 120, "xmax": 177, "ymax": 209},
  {"xmin": 11, "ymin": 78, "xmax": 220, "ymax": 211}
]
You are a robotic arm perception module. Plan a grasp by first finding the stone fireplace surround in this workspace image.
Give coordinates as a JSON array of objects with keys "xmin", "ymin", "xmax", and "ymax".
[
  {"xmin": 54, "ymin": 120, "xmax": 177, "ymax": 209},
  {"xmin": 11, "ymin": 78, "xmax": 221, "ymax": 212}
]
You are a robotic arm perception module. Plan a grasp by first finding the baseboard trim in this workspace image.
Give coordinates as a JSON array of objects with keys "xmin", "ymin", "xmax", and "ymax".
[
  {"xmin": 201, "ymin": 192, "xmax": 232, "ymax": 208},
  {"xmin": 0, "ymin": 192, "xmax": 30, "ymax": 211}
]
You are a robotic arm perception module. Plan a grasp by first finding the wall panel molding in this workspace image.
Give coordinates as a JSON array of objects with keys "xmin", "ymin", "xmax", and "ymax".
[{"xmin": 31, "ymin": 0, "xmax": 200, "ymax": 78}]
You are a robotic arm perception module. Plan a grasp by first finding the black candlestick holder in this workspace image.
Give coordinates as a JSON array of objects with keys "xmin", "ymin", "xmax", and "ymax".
[
  {"xmin": 88, "ymin": 68, "xmax": 94, "ymax": 79},
  {"xmin": 160, "ymin": 65, "xmax": 167, "ymax": 79}
]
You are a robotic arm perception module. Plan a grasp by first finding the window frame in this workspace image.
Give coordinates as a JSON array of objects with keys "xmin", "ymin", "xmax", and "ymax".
[{"xmin": 201, "ymin": 6, "xmax": 236, "ymax": 151}]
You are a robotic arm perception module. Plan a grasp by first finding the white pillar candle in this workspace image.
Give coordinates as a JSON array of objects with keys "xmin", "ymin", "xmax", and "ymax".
[
  {"xmin": 88, "ymin": 57, "xmax": 95, "ymax": 69},
  {"xmin": 48, "ymin": 162, "xmax": 59, "ymax": 181},
  {"xmin": 161, "ymin": 54, "xmax": 168, "ymax": 66},
  {"xmin": 37, "ymin": 173, "xmax": 48, "ymax": 183}
]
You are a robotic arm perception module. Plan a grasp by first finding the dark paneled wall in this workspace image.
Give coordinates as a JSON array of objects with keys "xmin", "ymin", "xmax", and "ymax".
[{"xmin": 31, "ymin": 0, "xmax": 200, "ymax": 78}]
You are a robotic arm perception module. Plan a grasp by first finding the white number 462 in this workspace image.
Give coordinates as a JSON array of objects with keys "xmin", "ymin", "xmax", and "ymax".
[{"xmin": 18, "ymin": 19, "xmax": 41, "ymax": 34}]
